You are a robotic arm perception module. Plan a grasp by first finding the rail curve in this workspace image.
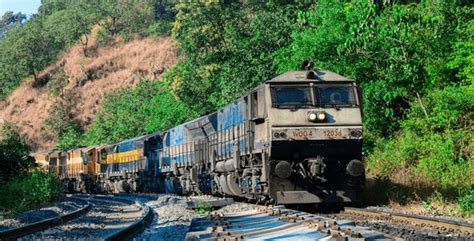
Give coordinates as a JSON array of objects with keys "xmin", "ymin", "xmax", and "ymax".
[
  {"xmin": 9, "ymin": 195, "xmax": 152, "ymax": 240},
  {"xmin": 0, "ymin": 198, "xmax": 91, "ymax": 240}
]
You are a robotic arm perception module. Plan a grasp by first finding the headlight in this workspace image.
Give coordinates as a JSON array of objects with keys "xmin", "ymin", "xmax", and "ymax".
[
  {"xmin": 273, "ymin": 132, "xmax": 280, "ymax": 138},
  {"xmin": 308, "ymin": 111, "xmax": 326, "ymax": 122},
  {"xmin": 317, "ymin": 111, "xmax": 326, "ymax": 121}
]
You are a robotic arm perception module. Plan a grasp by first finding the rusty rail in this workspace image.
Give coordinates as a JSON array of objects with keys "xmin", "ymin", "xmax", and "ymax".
[{"xmin": 344, "ymin": 207, "xmax": 474, "ymax": 235}]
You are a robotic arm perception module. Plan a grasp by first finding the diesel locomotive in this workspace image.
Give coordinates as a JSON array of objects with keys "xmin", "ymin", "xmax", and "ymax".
[{"xmin": 34, "ymin": 67, "xmax": 365, "ymax": 205}]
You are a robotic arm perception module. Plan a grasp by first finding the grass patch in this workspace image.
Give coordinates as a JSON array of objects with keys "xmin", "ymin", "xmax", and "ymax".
[{"xmin": 195, "ymin": 201, "xmax": 213, "ymax": 215}]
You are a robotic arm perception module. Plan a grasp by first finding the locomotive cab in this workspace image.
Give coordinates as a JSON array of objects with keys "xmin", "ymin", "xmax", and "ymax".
[{"xmin": 264, "ymin": 70, "xmax": 364, "ymax": 204}]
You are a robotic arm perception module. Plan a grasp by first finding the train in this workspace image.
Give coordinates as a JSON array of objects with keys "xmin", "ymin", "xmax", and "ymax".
[{"xmin": 34, "ymin": 66, "xmax": 365, "ymax": 205}]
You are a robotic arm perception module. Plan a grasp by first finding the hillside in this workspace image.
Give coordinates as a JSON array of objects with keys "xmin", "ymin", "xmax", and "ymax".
[{"xmin": 0, "ymin": 37, "xmax": 177, "ymax": 151}]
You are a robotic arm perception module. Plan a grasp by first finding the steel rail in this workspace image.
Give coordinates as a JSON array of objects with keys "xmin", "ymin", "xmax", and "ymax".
[
  {"xmin": 73, "ymin": 195, "xmax": 154, "ymax": 241},
  {"xmin": 186, "ymin": 205, "xmax": 388, "ymax": 240},
  {"xmin": 344, "ymin": 207, "xmax": 474, "ymax": 235},
  {"xmin": 0, "ymin": 199, "xmax": 91, "ymax": 240},
  {"xmin": 103, "ymin": 200, "xmax": 153, "ymax": 241}
]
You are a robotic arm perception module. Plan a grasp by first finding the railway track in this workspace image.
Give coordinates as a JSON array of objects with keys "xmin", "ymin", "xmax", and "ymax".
[
  {"xmin": 186, "ymin": 205, "xmax": 388, "ymax": 240},
  {"xmin": 337, "ymin": 207, "xmax": 474, "ymax": 240},
  {"xmin": 3, "ymin": 193, "xmax": 472, "ymax": 240},
  {"xmin": 4, "ymin": 195, "xmax": 152, "ymax": 240},
  {"xmin": 0, "ymin": 198, "xmax": 90, "ymax": 240},
  {"xmin": 344, "ymin": 207, "xmax": 474, "ymax": 235}
]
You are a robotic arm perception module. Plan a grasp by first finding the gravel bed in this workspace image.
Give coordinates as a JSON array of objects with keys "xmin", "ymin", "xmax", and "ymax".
[
  {"xmin": 136, "ymin": 194, "xmax": 199, "ymax": 241},
  {"xmin": 135, "ymin": 194, "xmax": 260, "ymax": 241},
  {"xmin": 213, "ymin": 202, "xmax": 259, "ymax": 214},
  {"xmin": 21, "ymin": 197, "xmax": 143, "ymax": 240},
  {"xmin": 0, "ymin": 201, "xmax": 84, "ymax": 231}
]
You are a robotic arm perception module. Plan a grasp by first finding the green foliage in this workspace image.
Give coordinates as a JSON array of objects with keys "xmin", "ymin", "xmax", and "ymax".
[
  {"xmin": 43, "ymin": 99, "xmax": 77, "ymax": 141},
  {"xmin": 147, "ymin": 21, "xmax": 173, "ymax": 37},
  {"xmin": 46, "ymin": 68, "xmax": 69, "ymax": 97},
  {"xmin": 457, "ymin": 189, "xmax": 474, "ymax": 216},
  {"xmin": 95, "ymin": 27, "xmax": 113, "ymax": 48},
  {"xmin": 57, "ymin": 126, "xmax": 83, "ymax": 151},
  {"xmin": 44, "ymin": 9, "xmax": 93, "ymax": 48},
  {"xmin": 0, "ymin": 11, "xmax": 26, "ymax": 36},
  {"xmin": 447, "ymin": 23, "xmax": 474, "ymax": 84},
  {"xmin": 368, "ymin": 86, "xmax": 473, "ymax": 191},
  {"xmin": 98, "ymin": 0, "xmax": 155, "ymax": 41},
  {"xmin": 0, "ymin": 9, "xmax": 86, "ymax": 98},
  {"xmin": 271, "ymin": 0, "xmax": 473, "ymax": 209},
  {"xmin": 274, "ymin": 0, "xmax": 472, "ymax": 138},
  {"xmin": 83, "ymin": 80, "xmax": 193, "ymax": 145},
  {"xmin": 166, "ymin": 1, "xmax": 311, "ymax": 114},
  {"xmin": 0, "ymin": 122, "xmax": 35, "ymax": 182},
  {"xmin": 0, "ymin": 171, "xmax": 60, "ymax": 214},
  {"xmin": 195, "ymin": 201, "xmax": 212, "ymax": 215}
]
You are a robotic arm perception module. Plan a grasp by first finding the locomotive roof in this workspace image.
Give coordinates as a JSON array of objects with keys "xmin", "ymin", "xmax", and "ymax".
[{"xmin": 266, "ymin": 70, "xmax": 353, "ymax": 83}]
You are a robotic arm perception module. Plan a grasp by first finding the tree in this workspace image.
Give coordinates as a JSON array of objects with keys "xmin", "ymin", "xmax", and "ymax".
[
  {"xmin": 44, "ymin": 9, "xmax": 94, "ymax": 55},
  {"xmin": 0, "ymin": 122, "xmax": 35, "ymax": 182},
  {"xmin": 43, "ymin": 98, "xmax": 77, "ymax": 141},
  {"xmin": 273, "ymin": 0, "xmax": 472, "ymax": 138},
  {"xmin": 14, "ymin": 18, "xmax": 57, "ymax": 83},
  {"xmin": 0, "ymin": 11, "xmax": 26, "ymax": 37},
  {"xmin": 166, "ymin": 1, "xmax": 311, "ymax": 114},
  {"xmin": 46, "ymin": 68, "xmax": 69, "ymax": 97},
  {"xmin": 97, "ymin": 0, "xmax": 155, "ymax": 40},
  {"xmin": 83, "ymin": 80, "xmax": 192, "ymax": 145}
]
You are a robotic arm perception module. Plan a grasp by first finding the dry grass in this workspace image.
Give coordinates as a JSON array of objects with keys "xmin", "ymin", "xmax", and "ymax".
[
  {"xmin": 0, "ymin": 35, "xmax": 178, "ymax": 151},
  {"xmin": 364, "ymin": 170, "xmax": 473, "ymax": 219}
]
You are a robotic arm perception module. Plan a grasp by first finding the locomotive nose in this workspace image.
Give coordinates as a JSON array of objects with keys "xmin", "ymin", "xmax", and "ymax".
[{"xmin": 346, "ymin": 159, "xmax": 364, "ymax": 177}]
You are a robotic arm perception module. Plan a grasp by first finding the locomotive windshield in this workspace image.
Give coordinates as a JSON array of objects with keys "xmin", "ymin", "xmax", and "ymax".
[
  {"xmin": 271, "ymin": 84, "xmax": 358, "ymax": 108},
  {"xmin": 271, "ymin": 86, "xmax": 312, "ymax": 108},
  {"xmin": 317, "ymin": 86, "xmax": 356, "ymax": 107}
]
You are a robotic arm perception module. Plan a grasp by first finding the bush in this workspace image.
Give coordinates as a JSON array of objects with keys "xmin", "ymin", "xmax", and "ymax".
[
  {"xmin": 46, "ymin": 68, "xmax": 69, "ymax": 97},
  {"xmin": 367, "ymin": 86, "xmax": 473, "ymax": 195},
  {"xmin": 147, "ymin": 21, "xmax": 173, "ymax": 37},
  {"xmin": 43, "ymin": 98, "xmax": 77, "ymax": 142},
  {"xmin": 57, "ymin": 126, "xmax": 83, "ymax": 151},
  {"xmin": 0, "ymin": 170, "xmax": 60, "ymax": 214},
  {"xmin": 95, "ymin": 27, "xmax": 113, "ymax": 47},
  {"xmin": 0, "ymin": 122, "xmax": 35, "ymax": 182},
  {"xmin": 458, "ymin": 189, "xmax": 474, "ymax": 216}
]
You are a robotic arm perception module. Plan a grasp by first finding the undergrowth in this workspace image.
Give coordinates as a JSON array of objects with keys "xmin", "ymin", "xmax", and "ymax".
[
  {"xmin": 366, "ymin": 86, "xmax": 473, "ymax": 217},
  {"xmin": 0, "ymin": 170, "xmax": 61, "ymax": 215}
]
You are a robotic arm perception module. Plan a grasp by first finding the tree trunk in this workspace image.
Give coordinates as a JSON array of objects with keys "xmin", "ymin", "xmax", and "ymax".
[
  {"xmin": 80, "ymin": 34, "xmax": 89, "ymax": 57},
  {"xmin": 415, "ymin": 91, "xmax": 429, "ymax": 119},
  {"xmin": 31, "ymin": 67, "xmax": 38, "ymax": 82}
]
